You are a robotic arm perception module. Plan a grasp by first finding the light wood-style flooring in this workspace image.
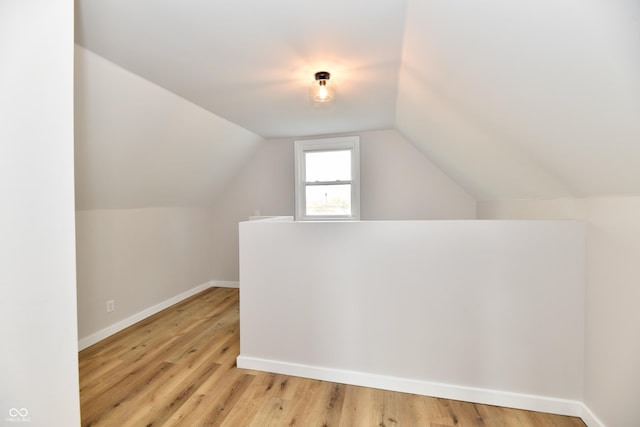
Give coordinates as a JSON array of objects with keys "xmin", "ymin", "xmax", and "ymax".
[{"xmin": 79, "ymin": 287, "xmax": 586, "ymax": 426}]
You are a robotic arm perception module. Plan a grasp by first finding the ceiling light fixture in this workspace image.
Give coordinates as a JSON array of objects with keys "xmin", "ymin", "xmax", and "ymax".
[{"xmin": 309, "ymin": 71, "xmax": 336, "ymax": 104}]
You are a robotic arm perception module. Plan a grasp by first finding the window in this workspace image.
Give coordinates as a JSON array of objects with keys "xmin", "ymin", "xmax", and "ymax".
[{"xmin": 294, "ymin": 136, "xmax": 360, "ymax": 221}]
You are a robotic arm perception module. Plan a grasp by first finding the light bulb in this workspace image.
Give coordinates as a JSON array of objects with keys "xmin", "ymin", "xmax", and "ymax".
[
  {"xmin": 309, "ymin": 71, "xmax": 336, "ymax": 104},
  {"xmin": 318, "ymin": 83, "xmax": 328, "ymax": 100}
]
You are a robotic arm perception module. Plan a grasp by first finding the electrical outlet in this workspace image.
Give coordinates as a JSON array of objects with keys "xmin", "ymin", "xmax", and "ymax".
[{"xmin": 106, "ymin": 300, "xmax": 115, "ymax": 313}]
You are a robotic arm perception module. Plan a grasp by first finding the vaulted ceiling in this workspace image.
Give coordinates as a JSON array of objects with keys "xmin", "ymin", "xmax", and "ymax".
[{"xmin": 75, "ymin": 0, "xmax": 640, "ymax": 202}]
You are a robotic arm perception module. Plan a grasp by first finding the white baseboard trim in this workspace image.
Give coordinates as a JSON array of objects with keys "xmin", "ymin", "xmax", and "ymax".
[
  {"xmin": 78, "ymin": 281, "xmax": 216, "ymax": 350},
  {"xmin": 237, "ymin": 355, "xmax": 589, "ymax": 422},
  {"xmin": 579, "ymin": 403, "xmax": 606, "ymax": 427},
  {"xmin": 211, "ymin": 280, "xmax": 239, "ymax": 288}
]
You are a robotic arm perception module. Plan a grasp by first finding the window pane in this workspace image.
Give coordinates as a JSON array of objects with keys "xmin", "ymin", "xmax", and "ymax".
[
  {"xmin": 305, "ymin": 184, "xmax": 351, "ymax": 216},
  {"xmin": 305, "ymin": 150, "xmax": 351, "ymax": 182}
]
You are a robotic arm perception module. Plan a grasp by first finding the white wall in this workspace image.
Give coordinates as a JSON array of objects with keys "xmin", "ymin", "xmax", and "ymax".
[
  {"xmin": 0, "ymin": 1, "xmax": 80, "ymax": 425},
  {"xmin": 584, "ymin": 197, "xmax": 640, "ymax": 427},
  {"xmin": 360, "ymin": 130, "xmax": 476, "ymax": 220},
  {"xmin": 479, "ymin": 197, "xmax": 640, "ymax": 427},
  {"xmin": 74, "ymin": 45, "xmax": 264, "ymax": 345},
  {"xmin": 211, "ymin": 129, "xmax": 476, "ymax": 280},
  {"xmin": 76, "ymin": 208, "xmax": 216, "ymax": 342},
  {"xmin": 238, "ymin": 219, "xmax": 586, "ymax": 416},
  {"xmin": 477, "ymin": 198, "xmax": 585, "ymax": 220},
  {"xmin": 210, "ymin": 137, "xmax": 295, "ymax": 281}
]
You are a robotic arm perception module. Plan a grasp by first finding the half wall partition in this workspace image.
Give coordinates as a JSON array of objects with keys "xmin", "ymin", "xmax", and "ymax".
[{"xmin": 238, "ymin": 218, "xmax": 586, "ymax": 418}]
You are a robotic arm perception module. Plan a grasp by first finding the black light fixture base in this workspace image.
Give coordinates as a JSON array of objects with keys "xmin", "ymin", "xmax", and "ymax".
[{"xmin": 315, "ymin": 71, "xmax": 331, "ymax": 81}]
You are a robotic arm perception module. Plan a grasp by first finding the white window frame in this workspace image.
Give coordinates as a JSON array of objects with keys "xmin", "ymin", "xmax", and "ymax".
[{"xmin": 294, "ymin": 136, "xmax": 360, "ymax": 221}]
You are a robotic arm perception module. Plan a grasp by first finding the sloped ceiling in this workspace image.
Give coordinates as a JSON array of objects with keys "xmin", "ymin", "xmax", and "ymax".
[
  {"xmin": 75, "ymin": 0, "xmax": 640, "ymax": 202},
  {"xmin": 396, "ymin": 0, "xmax": 640, "ymax": 200},
  {"xmin": 75, "ymin": 47, "xmax": 263, "ymax": 210}
]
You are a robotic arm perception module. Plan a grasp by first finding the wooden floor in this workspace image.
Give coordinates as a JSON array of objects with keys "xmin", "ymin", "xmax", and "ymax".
[{"xmin": 79, "ymin": 287, "xmax": 586, "ymax": 427}]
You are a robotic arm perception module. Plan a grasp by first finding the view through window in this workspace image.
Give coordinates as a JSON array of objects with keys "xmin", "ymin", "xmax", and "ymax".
[
  {"xmin": 304, "ymin": 149, "xmax": 352, "ymax": 216},
  {"xmin": 294, "ymin": 136, "xmax": 360, "ymax": 220}
]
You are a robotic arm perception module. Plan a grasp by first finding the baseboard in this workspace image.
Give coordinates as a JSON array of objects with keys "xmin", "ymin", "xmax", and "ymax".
[
  {"xmin": 237, "ymin": 355, "xmax": 588, "ymax": 421},
  {"xmin": 78, "ymin": 281, "xmax": 217, "ymax": 350},
  {"xmin": 211, "ymin": 280, "xmax": 239, "ymax": 288},
  {"xmin": 579, "ymin": 403, "xmax": 606, "ymax": 427}
]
